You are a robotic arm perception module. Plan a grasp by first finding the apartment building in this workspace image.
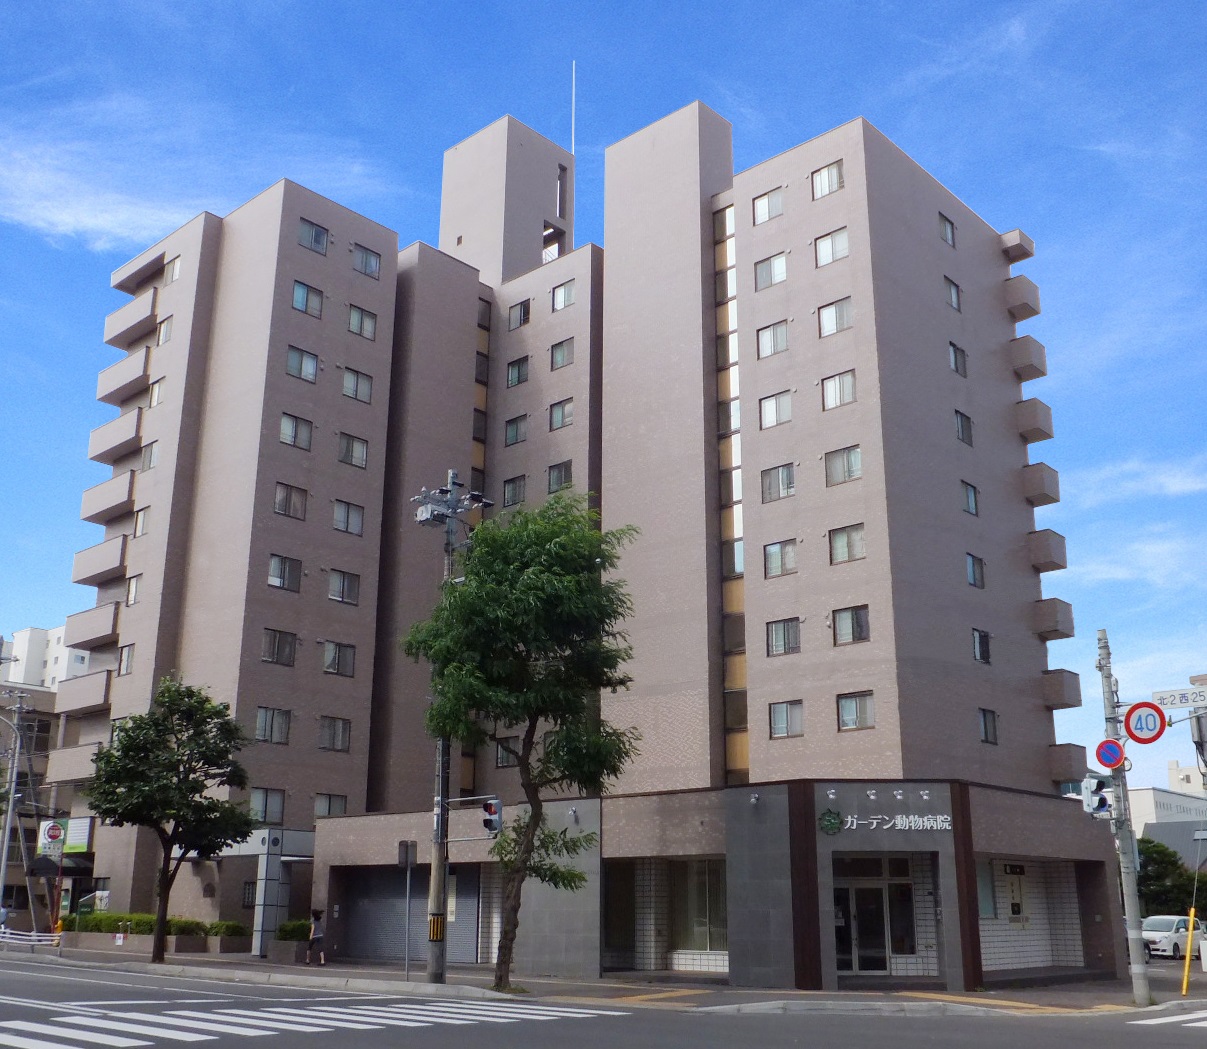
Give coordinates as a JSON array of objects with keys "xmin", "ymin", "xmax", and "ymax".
[{"xmin": 57, "ymin": 104, "xmax": 1120, "ymax": 989}]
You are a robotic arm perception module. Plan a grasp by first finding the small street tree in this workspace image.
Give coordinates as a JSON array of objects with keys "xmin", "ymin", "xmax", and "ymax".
[
  {"xmin": 405, "ymin": 494, "xmax": 638, "ymax": 991},
  {"xmin": 1138, "ymin": 836, "xmax": 1199, "ymax": 916},
  {"xmin": 83, "ymin": 678, "xmax": 255, "ymax": 963}
]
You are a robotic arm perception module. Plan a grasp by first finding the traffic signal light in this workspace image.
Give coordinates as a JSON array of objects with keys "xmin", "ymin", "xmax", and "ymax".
[
  {"xmin": 482, "ymin": 798, "xmax": 503, "ymax": 837},
  {"xmin": 1081, "ymin": 774, "xmax": 1111, "ymax": 817}
]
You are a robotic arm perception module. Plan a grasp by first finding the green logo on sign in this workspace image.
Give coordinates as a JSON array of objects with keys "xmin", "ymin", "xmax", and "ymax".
[{"xmin": 818, "ymin": 808, "xmax": 842, "ymax": 835}]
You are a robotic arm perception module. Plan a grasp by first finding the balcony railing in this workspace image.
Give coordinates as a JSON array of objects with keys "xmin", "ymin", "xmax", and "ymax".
[
  {"xmin": 88, "ymin": 408, "xmax": 142, "ymax": 464},
  {"xmin": 81, "ymin": 471, "xmax": 136, "ymax": 524},
  {"xmin": 1005, "ymin": 275, "xmax": 1041, "ymax": 321},
  {"xmin": 103, "ymin": 286, "xmax": 157, "ymax": 347},
  {"xmin": 1034, "ymin": 598, "xmax": 1074, "ymax": 641},
  {"xmin": 1027, "ymin": 529, "xmax": 1067, "ymax": 573},
  {"xmin": 56, "ymin": 669, "xmax": 112, "ymax": 716},
  {"xmin": 1041, "ymin": 669, "xmax": 1081, "ymax": 711},
  {"xmin": 97, "ymin": 347, "xmax": 151, "ymax": 406},
  {"xmin": 1009, "ymin": 336, "xmax": 1047, "ymax": 382},
  {"xmin": 1016, "ymin": 399, "xmax": 1054, "ymax": 443},
  {"xmin": 72, "ymin": 535, "xmax": 128, "ymax": 587},
  {"xmin": 63, "ymin": 603, "xmax": 120, "ymax": 649},
  {"xmin": 1021, "ymin": 463, "xmax": 1060, "ymax": 506}
]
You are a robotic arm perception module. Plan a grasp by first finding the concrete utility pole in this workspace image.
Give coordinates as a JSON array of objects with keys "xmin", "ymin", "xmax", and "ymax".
[
  {"xmin": 1096, "ymin": 629, "xmax": 1150, "ymax": 1007},
  {"xmin": 0, "ymin": 694, "xmax": 29, "ymax": 906},
  {"xmin": 412, "ymin": 469, "xmax": 491, "ymax": 984}
]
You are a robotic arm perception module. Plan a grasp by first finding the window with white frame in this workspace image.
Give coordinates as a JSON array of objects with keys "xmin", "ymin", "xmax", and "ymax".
[
  {"xmin": 753, "ymin": 187, "xmax": 784, "ymax": 225},
  {"xmin": 503, "ymin": 475, "xmax": 526, "ymax": 507},
  {"xmin": 315, "ymin": 794, "xmax": 348, "ymax": 818},
  {"xmin": 815, "ymin": 227, "xmax": 849, "ymax": 267},
  {"xmin": 125, "ymin": 574, "xmax": 141, "ymax": 607},
  {"xmin": 764, "ymin": 539, "xmax": 797, "ymax": 578},
  {"xmin": 979, "ymin": 708, "xmax": 998, "ymax": 744},
  {"xmin": 323, "ymin": 641, "xmax": 355, "ymax": 677},
  {"xmin": 548, "ymin": 460, "xmax": 573, "ymax": 492},
  {"xmin": 818, "ymin": 297, "xmax": 853, "ymax": 337},
  {"xmin": 962, "ymin": 481, "xmax": 979, "ymax": 515},
  {"xmin": 755, "ymin": 253, "xmax": 787, "ymax": 291},
  {"xmin": 261, "ymin": 628, "xmax": 296, "ymax": 666},
  {"xmin": 766, "ymin": 617, "xmax": 801, "ymax": 656},
  {"xmin": 156, "ymin": 316, "xmax": 173, "ymax": 345},
  {"xmin": 353, "ymin": 244, "xmax": 381, "ymax": 278},
  {"xmin": 116, "ymin": 644, "xmax": 134, "ymax": 676},
  {"xmin": 949, "ymin": 341, "xmax": 967, "ymax": 376},
  {"xmin": 343, "ymin": 368, "xmax": 372, "ymax": 403},
  {"xmin": 505, "ymin": 414, "xmax": 527, "ymax": 446},
  {"xmin": 348, "ymin": 305, "xmax": 376, "ymax": 340},
  {"xmin": 838, "ymin": 691, "xmax": 874, "ymax": 730},
  {"xmin": 334, "ymin": 499, "xmax": 364, "ymax": 535},
  {"xmin": 945, "ymin": 277, "xmax": 961, "ymax": 311},
  {"xmin": 328, "ymin": 569, "xmax": 360, "ymax": 605},
  {"xmin": 833, "ymin": 605, "xmax": 870, "ymax": 645},
  {"xmin": 551, "ymin": 337, "xmax": 574, "ymax": 369},
  {"xmin": 940, "ymin": 213, "xmax": 956, "ymax": 247},
  {"xmin": 812, "ymin": 160, "xmax": 844, "ymax": 199},
  {"xmin": 829, "ymin": 523, "xmax": 865, "ymax": 564},
  {"xmin": 822, "ymin": 369, "xmax": 856, "ymax": 409},
  {"xmin": 140, "ymin": 442, "xmax": 158, "ymax": 471},
  {"xmin": 280, "ymin": 413, "xmax": 313, "ymax": 450},
  {"xmin": 299, "ymin": 218, "xmax": 328, "ymax": 254},
  {"xmin": 268, "ymin": 554, "xmax": 302, "ymax": 592},
  {"xmin": 161, "ymin": 256, "xmax": 181, "ymax": 286},
  {"xmin": 287, "ymin": 346, "xmax": 318, "ymax": 382},
  {"xmin": 972, "ymin": 628, "xmax": 991, "ymax": 664},
  {"xmin": 759, "ymin": 391, "xmax": 792, "ymax": 429},
  {"xmin": 761, "ymin": 463, "xmax": 795, "ymax": 502},
  {"xmin": 825, "ymin": 445, "xmax": 862, "ymax": 486},
  {"xmin": 250, "ymin": 788, "xmax": 285, "ymax": 825},
  {"xmin": 507, "ymin": 356, "xmax": 529, "ymax": 387},
  {"xmin": 255, "ymin": 706, "xmax": 291, "ymax": 744},
  {"xmin": 552, "ymin": 279, "xmax": 575, "ymax": 311},
  {"xmin": 508, "ymin": 299, "xmax": 531, "ymax": 330},
  {"xmin": 496, "ymin": 736, "xmax": 520, "ymax": 768},
  {"xmin": 132, "ymin": 507, "xmax": 149, "ymax": 537},
  {"xmin": 757, "ymin": 320, "xmax": 788, "ymax": 359},
  {"xmin": 967, "ymin": 553, "xmax": 985, "ymax": 589},
  {"xmin": 338, "ymin": 433, "xmax": 368, "ymax": 468},
  {"xmin": 319, "ymin": 716, "xmax": 351, "ymax": 752},
  {"xmin": 769, "ymin": 700, "xmax": 803, "ymax": 738},
  {"xmin": 549, "ymin": 398, "xmax": 573, "ymax": 430},
  {"xmin": 273, "ymin": 482, "xmax": 307, "ymax": 520},
  {"xmin": 148, "ymin": 379, "xmax": 163, "ymax": 407},
  {"xmin": 292, "ymin": 281, "xmax": 322, "ymax": 317},
  {"xmin": 955, "ymin": 410, "xmax": 974, "ymax": 446}
]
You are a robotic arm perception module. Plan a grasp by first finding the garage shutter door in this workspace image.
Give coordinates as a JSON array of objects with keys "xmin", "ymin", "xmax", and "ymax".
[{"xmin": 344, "ymin": 865, "xmax": 479, "ymax": 964}]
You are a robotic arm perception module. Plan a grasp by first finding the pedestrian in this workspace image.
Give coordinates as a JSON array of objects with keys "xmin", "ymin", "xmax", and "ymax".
[
  {"xmin": 0, "ymin": 904, "xmax": 8, "ymax": 935},
  {"xmin": 306, "ymin": 908, "xmax": 325, "ymax": 966}
]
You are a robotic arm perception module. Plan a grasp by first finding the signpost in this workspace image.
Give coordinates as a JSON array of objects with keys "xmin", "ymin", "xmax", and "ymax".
[
  {"xmin": 1095, "ymin": 738, "xmax": 1126, "ymax": 769},
  {"xmin": 1124, "ymin": 701, "xmax": 1167, "ymax": 745},
  {"xmin": 1152, "ymin": 687, "xmax": 1207, "ymax": 710}
]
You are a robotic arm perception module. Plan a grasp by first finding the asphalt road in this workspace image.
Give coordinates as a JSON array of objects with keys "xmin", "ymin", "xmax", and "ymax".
[{"xmin": 4, "ymin": 958, "xmax": 1207, "ymax": 1049}]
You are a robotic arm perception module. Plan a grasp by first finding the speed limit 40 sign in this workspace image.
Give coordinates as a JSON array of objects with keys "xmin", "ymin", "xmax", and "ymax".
[{"xmin": 1124, "ymin": 701, "xmax": 1167, "ymax": 744}]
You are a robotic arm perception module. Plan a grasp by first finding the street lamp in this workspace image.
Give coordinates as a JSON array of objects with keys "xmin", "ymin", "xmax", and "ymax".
[
  {"xmin": 0, "ymin": 691, "xmax": 31, "ymax": 908},
  {"xmin": 411, "ymin": 469, "xmax": 491, "ymax": 985}
]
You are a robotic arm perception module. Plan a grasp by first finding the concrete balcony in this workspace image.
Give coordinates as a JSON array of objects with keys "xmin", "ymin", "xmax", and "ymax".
[
  {"xmin": 1004, "ymin": 275, "xmax": 1041, "ymax": 321},
  {"xmin": 72, "ymin": 535, "xmax": 128, "ymax": 587},
  {"xmin": 112, "ymin": 251, "xmax": 166, "ymax": 294},
  {"xmin": 1021, "ymin": 462, "xmax": 1060, "ymax": 506},
  {"xmin": 1027, "ymin": 529, "xmax": 1067, "ymax": 573},
  {"xmin": 103, "ymin": 286, "xmax": 158, "ymax": 347},
  {"xmin": 46, "ymin": 742, "xmax": 101, "ymax": 784},
  {"xmin": 1000, "ymin": 229, "xmax": 1035, "ymax": 263},
  {"xmin": 1009, "ymin": 335, "xmax": 1047, "ymax": 381},
  {"xmin": 1042, "ymin": 669, "xmax": 1082, "ymax": 711},
  {"xmin": 64, "ymin": 602, "xmax": 120, "ymax": 649},
  {"xmin": 1049, "ymin": 742, "xmax": 1087, "ymax": 783},
  {"xmin": 88, "ymin": 408, "xmax": 142, "ymax": 464},
  {"xmin": 1016, "ymin": 398, "xmax": 1054, "ymax": 443},
  {"xmin": 81, "ymin": 470, "xmax": 136, "ymax": 524},
  {"xmin": 1034, "ymin": 598, "xmax": 1074, "ymax": 641},
  {"xmin": 56, "ymin": 669, "xmax": 112, "ymax": 716},
  {"xmin": 97, "ymin": 347, "xmax": 151, "ymax": 406}
]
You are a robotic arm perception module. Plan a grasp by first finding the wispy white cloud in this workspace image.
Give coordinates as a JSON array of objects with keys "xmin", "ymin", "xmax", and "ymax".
[
  {"xmin": 888, "ymin": 13, "xmax": 1041, "ymax": 95},
  {"xmin": 1066, "ymin": 525, "xmax": 1207, "ymax": 592},
  {"xmin": 1063, "ymin": 455, "xmax": 1207, "ymax": 508},
  {"xmin": 0, "ymin": 93, "xmax": 391, "ymax": 251}
]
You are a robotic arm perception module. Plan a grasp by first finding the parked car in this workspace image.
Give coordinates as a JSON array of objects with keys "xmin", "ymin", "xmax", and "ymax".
[{"xmin": 1142, "ymin": 915, "xmax": 1205, "ymax": 959}]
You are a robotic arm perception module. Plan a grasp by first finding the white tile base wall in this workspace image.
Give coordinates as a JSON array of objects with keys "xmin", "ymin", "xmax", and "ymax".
[
  {"xmin": 979, "ymin": 858, "xmax": 1084, "ymax": 971},
  {"xmin": 889, "ymin": 853, "xmax": 940, "ymax": 977},
  {"xmin": 668, "ymin": 949, "xmax": 729, "ymax": 973},
  {"xmin": 477, "ymin": 863, "xmax": 502, "ymax": 964}
]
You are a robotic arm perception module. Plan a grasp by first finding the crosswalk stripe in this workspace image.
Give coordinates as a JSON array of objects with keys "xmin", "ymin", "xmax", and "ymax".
[
  {"xmin": 103, "ymin": 1015, "xmax": 273, "ymax": 1037},
  {"xmin": 1131, "ymin": 1010, "xmax": 1207, "ymax": 1025},
  {"xmin": 0, "ymin": 1033, "xmax": 106, "ymax": 1049},
  {"xmin": 412, "ymin": 1002, "xmax": 606, "ymax": 1019},
  {"xmin": 256, "ymin": 1009, "xmax": 381, "ymax": 1030},
  {"xmin": 339, "ymin": 1006, "xmax": 475, "ymax": 1026},
  {"xmin": 173, "ymin": 1011, "xmax": 333, "ymax": 1033},
  {"xmin": 461, "ymin": 1003, "xmax": 629, "ymax": 1017},
  {"xmin": 368, "ymin": 1005, "xmax": 521, "ymax": 1024},
  {"xmin": 295, "ymin": 1008, "xmax": 427, "ymax": 1029},
  {"xmin": 1, "ymin": 1024, "xmax": 148, "ymax": 1048},
  {"xmin": 54, "ymin": 1018, "xmax": 212, "ymax": 1042}
]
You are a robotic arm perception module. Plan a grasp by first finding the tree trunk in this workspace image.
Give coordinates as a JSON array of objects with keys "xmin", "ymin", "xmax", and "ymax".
[
  {"xmin": 151, "ymin": 841, "xmax": 173, "ymax": 964},
  {"xmin": 492, "ymin": 794, "xmax": 542, "ymax": 991}
]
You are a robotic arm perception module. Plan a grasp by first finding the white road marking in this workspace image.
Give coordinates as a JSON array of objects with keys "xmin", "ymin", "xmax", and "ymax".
[
  {"xmin": 171, "ymin": 1011, "xmax": 333, "ymax": 1032},
  {"xmin": 372, "ymin": 1004, "xmax": 524, "ymax": 1023},
  {"xmin": 0, "ymin": 1023, "xmax": 147, "ymax": 1047},
  {"xmin": 0, "ymin": 1033, "xmax": 107, "ymax": 1049},
  {"xmin": 61, "ymin": 1003, "xmax": 229, "ymax": 1009},
  {"xmin": 1131, "ymin": 1010, "xmax": 1207, "ymax": 1024},
  {"xmin": 103, "ymin": 1015, "xmax": 272, "ymax": 1037},
  {"xmin": 338, "ymin": 1006, "xmax": 475, "ymax": 1025},
  {"xmin": 256, "ymin": 1008, "xmax": 382, "ymax": 1030},
  {"xmin": 296, "ymin": 1008, "xmax": 428, "ymax": 1028},
  {"xmin": 54, "ymin": 1018, "xmax": 212, "ymax": 1042}
]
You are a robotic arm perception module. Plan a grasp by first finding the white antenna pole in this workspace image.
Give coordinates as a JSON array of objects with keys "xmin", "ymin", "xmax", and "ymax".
[{"xmin": 571, "ymin": 60, "xmax": 576, "ymax": 156}]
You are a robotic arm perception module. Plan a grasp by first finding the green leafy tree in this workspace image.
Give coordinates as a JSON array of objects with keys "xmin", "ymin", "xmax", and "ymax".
[
  {"xmin": 405, "ymin": 494, "xmax": 638, "ymax": 991},
  {"xmin": 83, "ymin": 679, "xmax": 255, "ymax": 963},
  {"xmin": 1138, "ymin": 837, "xmax": 1200, "ymax": 917}
]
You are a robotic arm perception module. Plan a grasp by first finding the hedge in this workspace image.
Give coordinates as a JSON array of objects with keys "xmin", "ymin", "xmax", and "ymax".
[
  {"xmin": 59, "ymin": 912, "xmax": 209, "ymax": 936},
  {"xmin": 276, "ymin": 918, "xmax": 312, "ymax": 941},
  {"xmin": 206, "ymin": 920, "xmax": 249, "ymax": 937}
]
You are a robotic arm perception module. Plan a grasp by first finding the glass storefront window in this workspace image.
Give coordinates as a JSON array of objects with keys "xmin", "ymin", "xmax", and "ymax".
[{"xmin": 670, "ymin": 859, "xmax": 727, "ymax": 951}]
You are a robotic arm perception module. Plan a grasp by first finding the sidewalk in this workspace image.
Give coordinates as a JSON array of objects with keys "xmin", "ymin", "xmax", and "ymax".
[{"xmin": 15, "ymin": 942, "xmax": 1207, "ymax": 1018}]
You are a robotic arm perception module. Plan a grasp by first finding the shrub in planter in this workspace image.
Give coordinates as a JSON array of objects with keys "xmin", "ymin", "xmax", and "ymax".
[
  {"xmin": 167, "ymin": 918, "xmax": 208, "ymax": 937},
  {"xmin": 206, "ymin": 921, "xmax": 250, "ymax": 937},
  {"xmin": 276, "ymin": 919, "xmax": 311, "ymax": 941}
]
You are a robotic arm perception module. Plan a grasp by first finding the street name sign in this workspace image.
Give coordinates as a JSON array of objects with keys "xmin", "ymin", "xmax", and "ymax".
[{"xmin": 1152, "ymin": 687, "xmax": 1207, "ymax": 710}]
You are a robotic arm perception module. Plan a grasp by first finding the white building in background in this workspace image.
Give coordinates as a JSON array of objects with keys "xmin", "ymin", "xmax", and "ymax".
[
  {"xmin": 1168, "ymin": 759, "xmax": 1207, "ymax": 797},
  {"xmin": 1, "ymin": 627, "xmax": 90, "ymax": 690},
  {"xmin": 1130, "ymin": 786, "xmax": 1207, "ymax": 829}
]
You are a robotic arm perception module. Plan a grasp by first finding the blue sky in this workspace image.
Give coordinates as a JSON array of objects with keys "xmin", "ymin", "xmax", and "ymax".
[{"xmin": 1, "ymin": 2, "xmax": 1204, "ymax": 788}]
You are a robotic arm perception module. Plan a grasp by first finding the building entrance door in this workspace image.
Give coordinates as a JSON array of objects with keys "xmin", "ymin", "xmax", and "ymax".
[{"xmin": 833, "ymin": 885, "xmax": 889, "ymax": 973}]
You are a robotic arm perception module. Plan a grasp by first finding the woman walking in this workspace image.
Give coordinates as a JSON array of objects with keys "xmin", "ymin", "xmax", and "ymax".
[{"xmin": 306, "ymin": 909, "xmax": 326, "ymax": 966}]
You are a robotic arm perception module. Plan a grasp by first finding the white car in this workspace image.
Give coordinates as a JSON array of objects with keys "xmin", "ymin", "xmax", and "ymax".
[{"xmin": 1142, "ymin": 915, "xmax": 1205, "ymax": 959}]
